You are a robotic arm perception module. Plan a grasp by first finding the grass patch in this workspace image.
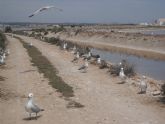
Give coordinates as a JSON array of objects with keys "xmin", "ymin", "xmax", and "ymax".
[
  {"xmin": 14, "ymin": 36, "xmax": 74, "ymax": 98},
  {"xmin": 0, "ymin": 31, "xmax": 6, "ymax": 50}
]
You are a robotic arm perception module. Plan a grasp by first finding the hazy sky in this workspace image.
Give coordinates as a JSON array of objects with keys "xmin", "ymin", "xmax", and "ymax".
[{"xmin": 0, "ymin": 0, "xmax": 165, "ymax": 23}]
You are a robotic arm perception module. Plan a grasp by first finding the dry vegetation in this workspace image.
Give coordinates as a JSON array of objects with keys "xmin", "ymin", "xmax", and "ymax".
[
  {"xmin": 14, "ymin": 36, "xmax": 84, "ymax": 108},
  {"xmin": 109, "ymin": 59, "xmax": 135, "ymax": 77},
  {"xmin": 15, "ymin": 36, "xmax": 74, "ymax": 98}
]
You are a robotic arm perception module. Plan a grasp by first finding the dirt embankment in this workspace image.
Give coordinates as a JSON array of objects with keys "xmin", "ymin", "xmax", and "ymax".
[{"xmin": 48, "ymin": 29, "xmax": 165, "ymax": 60}]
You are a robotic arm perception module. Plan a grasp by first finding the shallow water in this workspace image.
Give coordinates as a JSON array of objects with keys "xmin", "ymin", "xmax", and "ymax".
[
  {"xmin": 91, "ymin": 49, "xmax": 165, "ymax": 81},
  {"xmin": 142, "ymin": 30, "xmax": 165, "ymax": 35}
]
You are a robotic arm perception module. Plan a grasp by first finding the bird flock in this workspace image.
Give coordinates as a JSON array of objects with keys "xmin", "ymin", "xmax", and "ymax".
[
  {"xmin": 60, "ymin": 40, "xmax": 147, "ymax": 94},
  {"xmin": 24, "ymin": 37, "xmax": 148, "ymax": 119}
]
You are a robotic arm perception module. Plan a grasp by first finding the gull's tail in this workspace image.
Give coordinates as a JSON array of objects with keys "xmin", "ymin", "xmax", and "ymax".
[{"xmin": 78, "ymin": 65, "xmax": 85, "ymax": 70}]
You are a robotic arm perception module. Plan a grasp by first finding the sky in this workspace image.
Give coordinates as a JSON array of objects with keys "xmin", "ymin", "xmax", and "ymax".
[{"xmin": 0, "ymin": 0, "xmax": 165, "ymax": 24}]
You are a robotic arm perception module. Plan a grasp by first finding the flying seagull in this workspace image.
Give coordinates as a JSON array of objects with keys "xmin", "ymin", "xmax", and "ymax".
[
  {"xmin": 29, "ymin": 5, "xmax": 62, "ymax": 18},
  {"xmin": 25, "ymin": 93, "xmax": 44, "ymax": 119}
]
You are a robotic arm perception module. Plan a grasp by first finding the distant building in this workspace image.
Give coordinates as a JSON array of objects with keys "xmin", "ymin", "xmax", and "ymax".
[
  {"xmin": 139, "ymin": 22, "xmax": 149, "ymax": 26},
  {"xmin": 157, "ymin": 18, "xmax": 165, "ymax": 26},
  {"xmin": 53, "ymin": 25, "xmax": 60, "ymax": 27}
]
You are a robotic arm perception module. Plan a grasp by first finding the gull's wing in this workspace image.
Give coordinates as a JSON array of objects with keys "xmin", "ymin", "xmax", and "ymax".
[
  {"xmin": 29, "ymin": 5, "xmax": 62, "ymax": 18},
  {"xmin": 53, "ymin": 6, "xmax": 63, "ymax": 11},
  {"xmin": 78, "ymin": 65, "xmax": 85, "ymax": 70},
  {"xmin": 29, "ymin": 8, "xmax": 43, "ymax": 17},
  {"xmin": 31, "ymin": 103, "xmax": 41, "ymax": 113}
]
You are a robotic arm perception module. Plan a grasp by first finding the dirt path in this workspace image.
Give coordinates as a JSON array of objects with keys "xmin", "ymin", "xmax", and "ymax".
[{"xmin": 0, "ymin": 35, "xmax": 165, "ymax": 124}]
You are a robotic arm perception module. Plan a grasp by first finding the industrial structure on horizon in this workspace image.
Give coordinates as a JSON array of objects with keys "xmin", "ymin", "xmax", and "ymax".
[{"xmin": 156, "ymin": 18, "xmax": 165, "ymax": 26}]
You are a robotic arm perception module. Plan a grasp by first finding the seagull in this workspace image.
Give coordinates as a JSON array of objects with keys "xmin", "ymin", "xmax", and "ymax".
[
  {"xmin": 71, "ymin": 45, "xmax": 76, "ymax": 54},
  {"xmin": 82, "ymin": 51, "xmax": 91, "ymax": 60},
  {"xmin": 119, "ymin": 68, "xmax": 126, "ymax": 83},
  {"xmin": 63, "ymin": 42, "xmax": 67, "ymax": 50},
  {"xmin": 29, "ymin": 5, "xmax": 62, "ymax": 18},
  {"xmin": 71, "ymin": 52, "xmax": 79, "ymax": 63},
  {"xmin": 2, "ymin": 53, "xmax": 6, "ymax": 59},
  {"xmin": 97, "ymin": 56, "xmax": 101, "ymax": 64},
  {"xmin": 78, "ymin": 59, "xmax": 88, "ymax": 73},
  {"xmin": 25, "ymin": 93, "xmax": 44, "ymax": 119},
  {"xmin": 138, "ymin": 75, "xmax": 147, "ymax": 94},
  {"xmin": 29, "ymin": 42, "xmax": 33, "ymax": 47},
  {"xmin": 119, "ymin": 62, "xmax": 122, "ymax": 66},
  {"xmin": 0, "ymin": 55, "xmax": 4, "ymax": 64}
]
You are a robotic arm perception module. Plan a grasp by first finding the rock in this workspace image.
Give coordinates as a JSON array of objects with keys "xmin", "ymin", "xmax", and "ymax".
[{"xmin": 152, "ymin": 91, "xmax": 161, "ymax": 96}]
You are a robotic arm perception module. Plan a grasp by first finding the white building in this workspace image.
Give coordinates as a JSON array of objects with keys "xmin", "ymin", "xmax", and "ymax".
[
  {"xmin": 139, "ymin": 22, "xmax": 149, "ymax": 26},
  {"xmin": 157, "ymin": 18, "xmax": 165, "ymax": 26}
]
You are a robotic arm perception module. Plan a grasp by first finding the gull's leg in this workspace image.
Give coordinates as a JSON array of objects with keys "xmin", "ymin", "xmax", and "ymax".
[
  {"xmin": 140, "ymin": 87, "xmax": 142, "ymax": 94},
  {"xmin": 29, "ymin": 113, "xmax": 31, "ymax": 120},
  {"xmin": 35, "ymin": 113, "xmax": 37, "ymax": 120}
]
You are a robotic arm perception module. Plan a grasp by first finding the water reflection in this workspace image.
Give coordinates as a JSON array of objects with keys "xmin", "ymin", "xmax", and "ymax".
[{"xmin": 91, "ymin": 48, "xmax": 165, "ymax": 80}]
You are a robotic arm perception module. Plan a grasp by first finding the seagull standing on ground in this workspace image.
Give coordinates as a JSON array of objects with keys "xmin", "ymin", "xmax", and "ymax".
[
  {"xmin": 119, "ymin": 68, "xmax": 126, "ymax": 83},
  {"xmin": 83, "ymin": 51, "xmax": 91, "ymax": 60},
  {"xmin": 0, "ymin": 55, "xmax": 4, "ymax": 64},
  {"xmin": 63, "ymin": 42, "xmax": 67, "ymax": 50},
  {"xmin": 71, "ymin": 45, "xmax": 76, "ymax": 54},
  {"xmin": 97, "ymin": 56, "xmax": 101, "ymax": 64},
  {"xmin": 25, "ymin": 93, "xmax": 44, "ymax": 119},
  {"xmin": 78, "ymin": 59, "xmax": 88, "ymax": 72},
  {"xmin": 71, "ymin": 52, "xmax": 79, "ymax": 63},
  {"xmin": 29, "ymin": 42, "xmax": 33, "ymax": 47},
  {"xmin": 3, "ymin": 53, "xmax": 6, "ymax": 59},
  {"xmin": 139, "ymin": 75, "xmax": 147, "ymax": 94}
]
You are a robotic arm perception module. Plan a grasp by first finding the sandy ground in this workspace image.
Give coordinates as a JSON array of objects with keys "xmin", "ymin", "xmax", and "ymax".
[{"xmin": 0, "ymin": 35, "xmax": 165, "ymax": 124}]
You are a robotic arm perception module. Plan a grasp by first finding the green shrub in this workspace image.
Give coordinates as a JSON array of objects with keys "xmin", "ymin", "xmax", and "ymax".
[
  {"xmin": 0, "ymin": 32, "xmax": 6, "ymax": 50},
  {"xmin": 109, "ymin": 59, "xmax": 135, "ymax": 77},
  {"xmin": 5, "ymin": 26, "xmax": 12, "ymax": 33}
]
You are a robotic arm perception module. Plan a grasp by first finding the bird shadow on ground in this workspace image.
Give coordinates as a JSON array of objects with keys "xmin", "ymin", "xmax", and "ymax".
[
  {"xmin": 0, "ymin": 64, "xmax": 7, "ymax": 69},
  {"xmin": 81, "ymin": 72, "xmax": 87, "ymax": 73},
  {"xmin": 158, "ymin": 97, "xmax": 165, "ymax": 104},
  {"xmin": 0, "ymin": 76, "xmax": 7, "ymax": 81},
  {"xmin": 20, "ymin": 69, "xmax": 36, "ymax": 73},
  {"xmin": 137, "ymin": 91, "xmax": 146, "ymax": 94},
  {"xmin": 23, "ymin": 115, "xmax": 42, "ymax": 121},
  {"xmin": 116, "ymin": 81, "xmax": 126, "ymax": 84}
]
